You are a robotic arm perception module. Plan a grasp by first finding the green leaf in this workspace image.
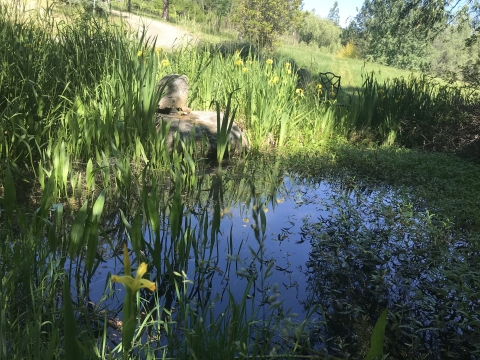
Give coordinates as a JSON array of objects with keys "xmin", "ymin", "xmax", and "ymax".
[
  {"xmin": 130, "ymin": 212, "xmax": 143, "ymax": 258},
  {"xmin": 119, "ymin": 209, "xmax": 132, "ymax": 230},
  {"xmin": 86, "ymin": 159, "xmax": 93, "ymax": 194},
  {"xmin": 85, "ymin": 219, "xmax": 99, "ymax": 275},
  {"xmin": 62, "ymin": 278, "xmax": 81, "ymax": 360},
  {"xmin": 3, "ymin": 165, "xmax": 16, "ymax": 227},
  {"xmin": 365, "ymin": 308, "xmax": 388, "ymax": 360},
  {"xmin": 86, "ymin": 190, "xmax": 105, "ymax": 274},
  {"xmin": 69, "ymin": 200, "xmax": 89, "ymax": 257},
  {"xmin": 92, "ymin": 190, "xmax": 105, "ymax": 222}
]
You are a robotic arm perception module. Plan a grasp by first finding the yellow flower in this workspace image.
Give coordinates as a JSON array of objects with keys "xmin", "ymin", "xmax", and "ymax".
[
  {"xmin": 111, "ymin": 244, "xmax": 156, "ymax": 293},
  {"xmin": 235, "ymin": 59, "xmax": 243, "ymax": 66},
  {"xmin": 295, "ymin": 88, "xmax": 304, "ymax": 97},
  {"xmin": 270, "ymin": 76, "xmax": 279, "ymax": 84},
  {"xmin": 242, "ymin": 67, "xmax": 248, "ymax": 73},
  {"xmin": 285, "ymin": 62, "xmax": 291, "ymax": 68},
  {"xmin": 316, "ymin": 84, "xmax": 323, "ymax": 92},
  {"xmin": 266, "ymin": 59, "xmax": 273, "ymax": 65},
  {"xmin": 155, "ymin": 47, "xmax": 162, "ymax": 55},
  {"xmin": 330, "ymin": 91, "xmax": 336, "ymax": 97},
  {"xmin": 137, "ymin": 50, "xmax": 143, "ymax": 57},
  {"xmin": 161, "ymin": 59, "xmax": 170, "ymax": 67},
  {"xmin": 287, "ymin": 69, "xmax": 292, "ymax": 74}
]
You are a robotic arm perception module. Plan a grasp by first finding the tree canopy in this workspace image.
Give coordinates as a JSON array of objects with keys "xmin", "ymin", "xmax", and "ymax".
[
  {"xmin": 232, "ymin": 0, "xmax": 303, "ymax": 48},
  {"xmin": 343, "ymin": 0, "xmax": 480, "ymax": 78},
  {"xmin": 344, "ymin": 0, "xmax": 449, "ymax": 69},
  {"xmin": 298, "ymin": 12, "xmax": 342, "ymax": 52},
  {"xmin": 327, "ymin": 1, "xmax": 340, "ymax": 25}
]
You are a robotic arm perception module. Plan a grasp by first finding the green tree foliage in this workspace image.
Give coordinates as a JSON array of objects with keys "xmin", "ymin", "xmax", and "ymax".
[
  {"xmin": 200, "ymin": 0, "xmax": 232, "ymax": 32},
  {"xmin": 327, "ymin": 1, "xmax": 340, "ymax": 25},
  {"xmin": 298, "ymin": 12, "xmax": 342, "ymax": 53},
  {"xmin": 344, "ymin": 0, "xmax": 448, "ymax": 70},
  {"xmin": 128, "ymin": 0, "xmax": 205, "ymax": 22},
  {"xmin": 232, "ymin": 0, "xmax": 302, "ymax": 48},
  {"xmin": 428, "ymin": 8, "xmax": 480, "ymax": 82},
  {"xmin": 168, "ymin": 0, "xmax": 205, "ymax": 22},
  {"xmin": 463, "ymin": 2, "xmax": 480, "ymax": 86}
]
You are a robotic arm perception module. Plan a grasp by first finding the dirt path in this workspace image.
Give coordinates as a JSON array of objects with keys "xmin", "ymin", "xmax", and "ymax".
[{"xmin": 110, "ymin": 10, "xmax": 199, "ymax": 49}]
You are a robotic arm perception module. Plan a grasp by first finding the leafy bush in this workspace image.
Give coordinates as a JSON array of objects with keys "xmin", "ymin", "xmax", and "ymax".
[
  {"xmin": 297, "ymin": 12, "xmax": 341, "ymax": 53},
  {"xmin": 169, "ymin": 0, "xmax": 205, "ymax": 23},
  {"xmin": 337, "ymin": 40, "xmax": 358, "ymax": 59},
  {"xmin": 232, "ymin": 0, "xmax": 302, "ymax": 48}
]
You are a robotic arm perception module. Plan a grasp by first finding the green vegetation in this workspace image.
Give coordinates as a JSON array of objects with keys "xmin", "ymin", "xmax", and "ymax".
[
  {"xmin": 231, "ymin": 0, "xmax": 302, "ymax": 48},
  {"xmin": 1, "ymin": 1, "xmax": 480, "ymax": 359},
  {"xmin": 296, "ymin": 11, "xmax": 341, "ymax": 54},
  {"xmin": 344, "ymin": 0, "xmax": 480, "ymax": 82}
]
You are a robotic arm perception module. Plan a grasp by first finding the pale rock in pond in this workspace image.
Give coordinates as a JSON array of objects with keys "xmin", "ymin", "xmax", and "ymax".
[
  {"xmin": 157, "ymin": 74, "xmax": 191, "ymax": 114},
  {"xmin": 156, "ymin": 111, "xmax": 248, "ymax": 159},
  {"xmin": 156, "ymin": 74, "xmax": 248, "ymax": 159}
]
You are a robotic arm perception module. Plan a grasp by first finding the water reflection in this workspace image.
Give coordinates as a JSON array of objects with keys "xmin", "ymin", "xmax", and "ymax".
[
  {"xmin": 299, "ymin": 183, "xmax": 479, "ymax": 359},
  {"xmin": 87, "ymin": 156, "xmax": 479, "ymax": 358}
]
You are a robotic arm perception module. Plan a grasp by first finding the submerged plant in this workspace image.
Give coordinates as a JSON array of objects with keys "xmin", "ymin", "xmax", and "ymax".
[{"xmin": 111, "ymin": 244, "xmax": 156, "ymax": 359}]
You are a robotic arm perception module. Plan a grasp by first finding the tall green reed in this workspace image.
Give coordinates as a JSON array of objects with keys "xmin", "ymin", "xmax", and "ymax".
[
  {"xmin": 353, "ymin": 71, "xmax": 478, "ymax": 145},
  {"xmin": 0, "ymin": 2, "xmax": 170, "ymax": 178}
]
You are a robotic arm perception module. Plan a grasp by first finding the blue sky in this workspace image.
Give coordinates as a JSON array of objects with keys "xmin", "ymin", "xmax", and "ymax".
[{"xmin": 301, "ymin": 0, "xmax": 365, "ymax": 27}]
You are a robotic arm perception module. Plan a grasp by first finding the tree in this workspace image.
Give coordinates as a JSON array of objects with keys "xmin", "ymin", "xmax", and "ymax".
[
  {"xmin": 327, "ymin": 1, "xmax": 340, "ymax": 25},
  {"xmin": 162, "ymin": 0, "xmax": 169, "ymax": 19},
  {"xmin": 429, "ymin": 8, "xmax": 479, "ymax": 81},
  {"xmin": 232, "ymin": 0, "xmax": 303, "ymax": 48},
  {"xmin": 343, "ymin": 0, "xmax": 448, "ymax": 69},
  {"xmin": 298, "ymin": 12, "xmax": 341, "ymax": 52}
]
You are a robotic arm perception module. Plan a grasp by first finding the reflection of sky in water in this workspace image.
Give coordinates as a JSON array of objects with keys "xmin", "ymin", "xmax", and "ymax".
[
  {"xmin": 86, "ymin": 174, "xmax": 417, "ymax": 320},
  {"xmin": 75, "ymin": 171, "xmax": 478, "ymax": 357},
  {"xmin": 85, "ymin": 175, "xmax": 344, "ymax": 317}
]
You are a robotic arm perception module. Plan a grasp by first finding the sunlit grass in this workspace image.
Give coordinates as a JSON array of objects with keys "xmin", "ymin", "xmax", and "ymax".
[{"xmin": 276, "ymin": 43, "xmax": 413, "ymax": 92}]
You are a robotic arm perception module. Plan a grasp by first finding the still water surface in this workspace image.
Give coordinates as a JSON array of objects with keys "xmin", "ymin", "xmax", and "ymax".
[{"xmin": 85, "ymin": 168, "xmax": 478, "ymax": 359}]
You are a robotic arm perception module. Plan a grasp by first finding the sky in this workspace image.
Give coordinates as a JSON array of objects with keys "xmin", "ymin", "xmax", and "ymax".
[{"xmin": 301, "ymin": 0, "xmax": 365, "ymax": 27}]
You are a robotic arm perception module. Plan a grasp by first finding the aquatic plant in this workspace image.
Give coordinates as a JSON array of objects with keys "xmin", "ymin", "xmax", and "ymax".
[{"xmin": 111, "ymin": 244, "xmax": 156, "ymax": 359}]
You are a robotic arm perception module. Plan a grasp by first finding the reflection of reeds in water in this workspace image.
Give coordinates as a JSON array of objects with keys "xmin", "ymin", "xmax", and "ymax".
[{"xmin": 3, "ymin": 140, "xmax": 317, "ymax": 358}]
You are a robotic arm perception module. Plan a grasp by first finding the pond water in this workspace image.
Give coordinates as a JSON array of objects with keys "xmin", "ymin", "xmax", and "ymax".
[{"xmin": 80, "ymin": 159, "xmax": 480, "ymax": 359}]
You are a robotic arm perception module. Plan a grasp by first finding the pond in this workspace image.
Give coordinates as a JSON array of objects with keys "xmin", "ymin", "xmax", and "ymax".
[{"xmin": 77, "ymin": 155, "xmax": 480, "ymax": 359}]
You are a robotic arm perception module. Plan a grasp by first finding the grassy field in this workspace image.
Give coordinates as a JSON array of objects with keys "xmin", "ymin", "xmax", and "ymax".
[{"xmin": 276, "ymin": 43, "xmax": 413, "ymax": 93}]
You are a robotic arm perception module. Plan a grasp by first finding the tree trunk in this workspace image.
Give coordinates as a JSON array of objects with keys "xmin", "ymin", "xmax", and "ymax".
[
  {"xmin": 127, "ymin": 0, "xmax": 131, "ymax": 12},
  {"xmin": 162, "ymin": 0, "xmax": 169, "ymax": 20}
]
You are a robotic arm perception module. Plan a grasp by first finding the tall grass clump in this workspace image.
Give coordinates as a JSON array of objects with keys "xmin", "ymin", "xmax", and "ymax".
[
  {"xmin": 351, "ymin": 71, "xmax": 479, "ymax": 145},
  {"xmin": 166, "ymin": 46, "xmax": 313, "ymax": 149},
  {"xmin": 0, "ymin": 2, "xmax": 167, "ymax": 182}
]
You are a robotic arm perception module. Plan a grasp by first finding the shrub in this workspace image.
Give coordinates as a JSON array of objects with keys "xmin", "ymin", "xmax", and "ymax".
[
  {"xmin": 337, "ymin": 41, "xmax": 358, "ymax": 59},
  {"xmin": 297, "ymin": 12, "xmax": 342, "ymax": 53}
]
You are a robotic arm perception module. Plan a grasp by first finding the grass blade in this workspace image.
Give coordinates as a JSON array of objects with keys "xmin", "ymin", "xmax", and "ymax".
[{"xmin": 365, "ymin": 308, "xmax": 388, "ymax": 360}]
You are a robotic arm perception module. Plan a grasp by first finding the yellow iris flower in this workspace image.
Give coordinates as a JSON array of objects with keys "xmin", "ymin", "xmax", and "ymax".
[{"xmin": 111, "ymin": 244, "xmax": 156, "ymax": 293}]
